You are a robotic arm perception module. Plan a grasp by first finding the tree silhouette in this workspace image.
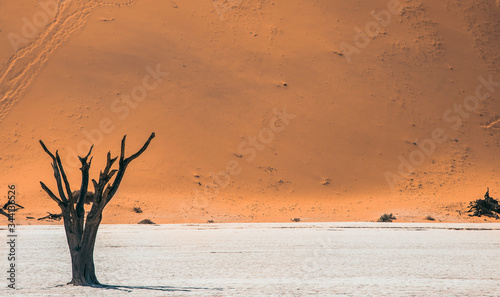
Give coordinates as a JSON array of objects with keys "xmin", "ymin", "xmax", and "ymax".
[
  {"xmin": 39, "ymin": 133, "xmax": 155, "ymax": 286},
  {"xmin": 468, "ymin": 188, "xmax": 500, "ymax": 219},
  {"xmin": 0, "ymin": 199, "xmax": 23, "ymax": 219}
]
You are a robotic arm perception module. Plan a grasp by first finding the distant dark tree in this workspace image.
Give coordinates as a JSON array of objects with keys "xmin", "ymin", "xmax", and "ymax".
[
  {"xmin": 468, "ymin": 188, "xmax": 500, "ymax": 219},
  {"xmin": 0, "ymin": 199, "xmax": 23, "ymax": 218},
  {"xmin": 39, "ymin": 133, "xmax": 155, "ymax": 286},
  {"xmin": 37, "ymin": 212, "xmax": 63, "ymax": 221}
]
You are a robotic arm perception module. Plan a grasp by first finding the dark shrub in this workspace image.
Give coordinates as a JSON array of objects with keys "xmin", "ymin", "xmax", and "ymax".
[
  {"xmin": 72, "ymin": 190, "xmax": 94, "ymax": 204},
  {"xmin": 377, "ymin": 213, "xmax": 396, "ymax": 222},
  {"xmin": 468, "ymin": 188, "xmax": 499, "ymax": 219}
]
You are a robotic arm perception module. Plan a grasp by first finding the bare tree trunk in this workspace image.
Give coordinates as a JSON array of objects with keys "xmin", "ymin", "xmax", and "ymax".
[
  {"xmin": 65, "ymin": 213, "xmax": 101, "ymax": 285},
  {"xmin": 70, "ymin": 249, "xmax": 98, "ymax": 285},
  {"xmin": 39, "ymin": 133, "xmax": 155, "ymax": 286}
]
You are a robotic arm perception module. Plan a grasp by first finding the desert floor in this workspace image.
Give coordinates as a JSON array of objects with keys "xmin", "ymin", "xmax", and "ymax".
[{"xmin": 1, "ymin": 223, "xmax": 500, "ymax": 296}]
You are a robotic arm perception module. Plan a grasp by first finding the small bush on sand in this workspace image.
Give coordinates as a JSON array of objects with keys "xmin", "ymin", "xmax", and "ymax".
[
  {"xmin": 425, "ymin": 215, "xmax": 435, "ymax": 221},
  {"xmin": 377, "ymin": 213, "xmax": 396, "ymax": 222},
  {"xmin": 291, "ymin": 218, "xmax": 301, "ymax": 222},
  {"xmin": 133, "ymin": 207, "xmax": 143, "ymax": 213},
  {"xmin": 138, "ymin": 219, "xmax": 155, "ymax": 224},
  {"xmin": 72, "ymin": 190, "xmax": 95, "ymax": 204}
]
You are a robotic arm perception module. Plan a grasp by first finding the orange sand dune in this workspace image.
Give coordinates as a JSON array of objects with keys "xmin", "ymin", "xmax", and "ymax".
[{"xmin": 0, "ymin": 0, "xmax": 499, "ymax": 224}]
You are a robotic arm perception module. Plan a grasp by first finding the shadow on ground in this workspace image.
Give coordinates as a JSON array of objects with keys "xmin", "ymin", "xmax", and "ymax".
[{"xmin": 56, "ymin": 284, "xmax": 223, "ymax": 293}]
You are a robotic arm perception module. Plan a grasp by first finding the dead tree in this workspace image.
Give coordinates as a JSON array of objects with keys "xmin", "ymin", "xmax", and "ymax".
[
  {"xmin": 39, "ymin": 133, "xmax": 155, "ymax": 286},
  {"xmin": 2, "ymin": 200, "xmax": 24, "ymax": 210},
  {"xmin": 468, "ymin": 188, "xmax": 500, "ymax": 219},
  {"xmin": 37, "ymin": 212, "xmax": 63, "ymax": 221},
  {"xmin": 0, "ymin": 200, "xmax": 23, "ymax": 218},
  {"xmin": 0, "ymin": 200, "xmax": 23, "ymax": 219}
]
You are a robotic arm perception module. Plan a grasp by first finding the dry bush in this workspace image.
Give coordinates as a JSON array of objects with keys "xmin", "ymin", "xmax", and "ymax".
[
  {"xmin": 377, "ymin": 213, "xmax": 396, "ymax": 222},
  {"xmin": 468, "ymin": 188, "xmax": 500, "ymax": 219}
]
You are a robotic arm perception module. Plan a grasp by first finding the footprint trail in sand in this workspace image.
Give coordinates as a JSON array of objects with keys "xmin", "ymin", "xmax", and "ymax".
[{"xmin": 0, "ymin": 0, "xmax": 135, "ymax": 124}]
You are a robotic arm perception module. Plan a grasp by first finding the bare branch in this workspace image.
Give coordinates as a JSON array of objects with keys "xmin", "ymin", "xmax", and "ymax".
[
  {"xmin": 85, "ymin": 145, "xmax": 94, "ymax": 159},
  {"xmin": 124, "ymin": 132, "xmax": 156, "ymax": 164},
  {"xmin": 56, "ymin": 152, "xmax": 75, "ymax": 219},
  {"xmin": 108, "ymin": 170, "xmax": 118, "ymax": 180},
  {"xmin": 102, "ymin": 185, "xmax": 112, "ymax": 202},
  {"xmin": 91, "ymin": 179, "xmax": 98, "ymax": 191},
  {"xmin": 39, "ymin": 141, "xmax": 68, "ymax": 204},
  {"xmin": 75, "ymin": 144, "xmax": 94, "ymax": 226},
  {"xmin": 39, "ymin": 140, "xmax": 55, "ymax": 159},
  {"xmin": 76, "ymin": 158, "xmax": 91, "ymax": 218},
  {"xmin": 103, "ymin": 152, "xmax": 118, "ymax": 176},
  {"xmin": 120, "ymin": 135, "xmax": 126, "ymax": 163},
  {"xmin": 40, "ymin": 182, "xmax": 64, "ymax": 207},
  {"xmin": 92, "ymin": 133, "xmax": 155, "ymax": 216},
  {"xmin": 50, "ymin": 162, "xmax": 68, "ymax": 203},
  {"xmin": 91, "ymin": 152, "xmax": 118, "ymax": 207},
  {"xmin": 55, "ymin": 153, "xmax": 72, "ymax": 199}
]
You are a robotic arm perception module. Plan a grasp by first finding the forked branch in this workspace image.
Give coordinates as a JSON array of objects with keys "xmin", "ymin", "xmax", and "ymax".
[{"xmin": 91, "ymin": 132, "xmax": 156, "ymax": 216}]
